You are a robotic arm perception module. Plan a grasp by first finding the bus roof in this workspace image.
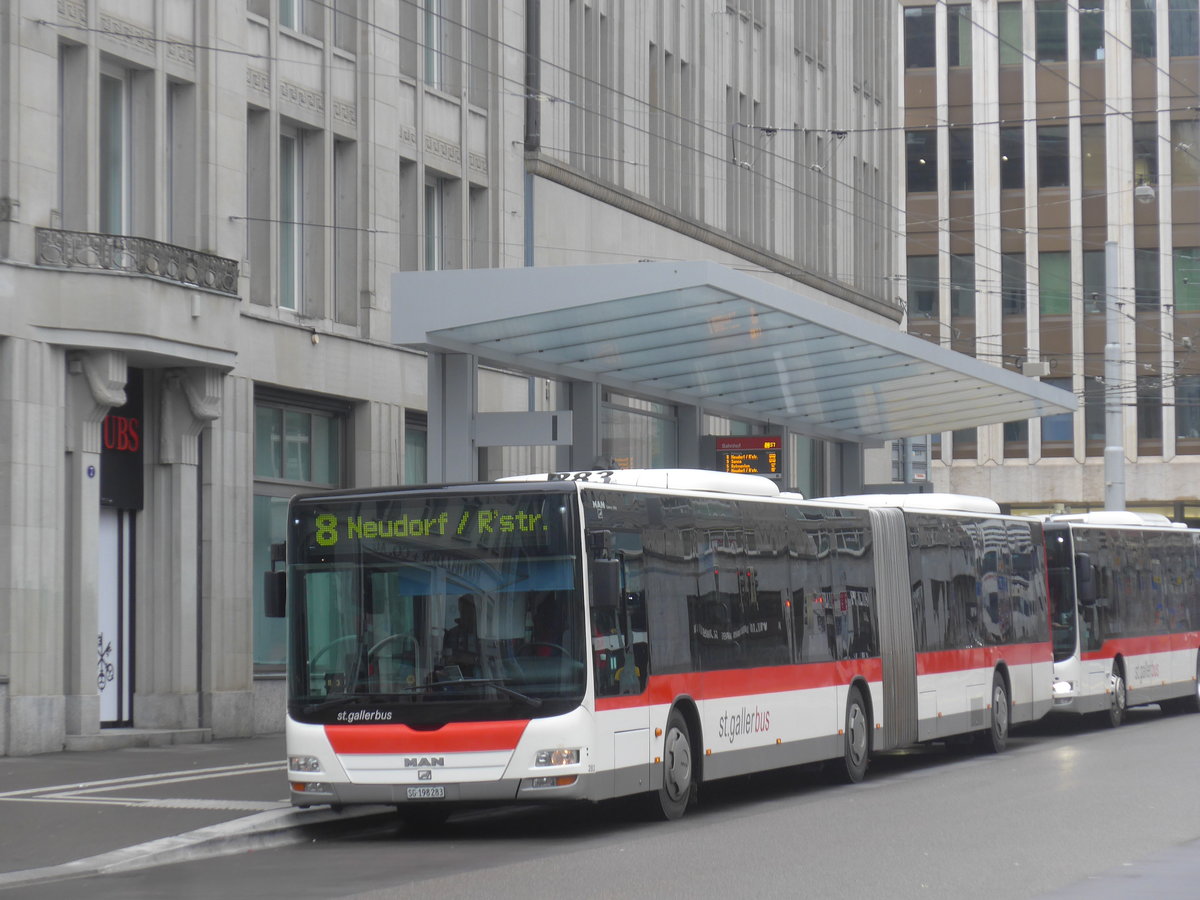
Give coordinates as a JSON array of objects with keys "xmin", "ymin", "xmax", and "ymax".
[
  {"xmin": 1043, "ymin": 510, "xmax": 1186, "ymax": 528},
  {"xmin": 497, "ymin": 469, "xmax": 786, "ymax": 498},
  {"xmin": 819, "ymin": 493, "xmax": 1002, "ymax": 514}
]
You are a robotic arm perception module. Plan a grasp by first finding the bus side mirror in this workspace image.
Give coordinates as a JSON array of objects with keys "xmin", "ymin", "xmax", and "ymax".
[
  {"xmin": 264, "ymin": 571, "xmax": 287, "ymax": 617},
  {"xmin": 1075, "ymin": 553, "xmax": 1096, "ymax": 605},
  {"xmin": 590, "ymin": 558, "xmax": 621, "ymax": 609}
]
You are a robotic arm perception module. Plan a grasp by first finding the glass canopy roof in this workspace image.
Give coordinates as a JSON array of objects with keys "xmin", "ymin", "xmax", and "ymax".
[{"xmin": 392, "ymin": 261, "xmax": 1075, "ymax": 443}]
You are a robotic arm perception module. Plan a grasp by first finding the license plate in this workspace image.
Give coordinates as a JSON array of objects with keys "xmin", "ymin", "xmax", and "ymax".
[{"xmin": 406, "ymin": 786, "xmax": 445, "ymax": 800}]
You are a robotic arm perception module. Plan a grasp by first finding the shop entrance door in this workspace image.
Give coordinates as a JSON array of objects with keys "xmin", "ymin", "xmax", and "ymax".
[{"xmin": 98, "ymin": 508, "xmax": 134, "ymax": 726}]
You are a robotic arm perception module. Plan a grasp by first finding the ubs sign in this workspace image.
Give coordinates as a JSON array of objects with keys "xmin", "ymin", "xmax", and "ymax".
[{"xmin": 101, "ymin": 369, "xmax": 144, "ymax": 510}]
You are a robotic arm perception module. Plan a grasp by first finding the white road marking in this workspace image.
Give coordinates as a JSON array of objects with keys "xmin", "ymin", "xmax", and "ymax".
[{"xmin": 0, "ymin": 760, "xmax": 288, "ymax": 809}]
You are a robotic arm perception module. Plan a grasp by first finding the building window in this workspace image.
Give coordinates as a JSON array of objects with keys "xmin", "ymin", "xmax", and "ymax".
[
  {"xmin": 167, "ymin": 81, "xmax": 197, "ymax": 248},
  {"xmin": 1041, "ymin": 376, "xmax": 1074, "ymax": 456},
  {"xmin": 601, "ymin": 392, "xmax": 677, "ymax": 469},
  {"xmin": 1079, "ymin": 0, "xmax": 1105, "ymax": 60},
  {"xmin": 952, "ymin": 427, "xmax": 977, "ymax": 460},
  {"xmin": 99, "ymin": 70, "xmax": 130, "ymax": 236},
  {"xmin": 1176, "ymin": 375, "xmax": 1200, "ymax": 441},
  {"xmin": 333, "ymin": 139, "xmax": 358, "ymax": 325},
  {"xmin": 1037, "ymin": 125, "xmax": 1069, "ymax": 188},
  {"xmin": 1083, "ymin": 250, "xmax": 1106, "ymax": 314},
  {"xmin": 1002, "ymin": 253, "xmax": 1026, "ymax": 315},
  {"xmin": 1081, "ymin": 123, "xmax": 1106, "ymax": 193},
  {"xmin": 425, "ymin": 177, "xmax": 447, "ymax": 270},
  {"xmin": 949, "ymin": 128, "xmax": 973, "ymax": 191},
  {"xmin": 1135, "ymin": 249, "xmax": 1160, "ymax": 310},
  {"xmin": 279, "ymin": 129, "xmax": 302, "ymax": 310},
  {"xmin": 1131, "ymin": 0, "xmax": 1157, "ymax": 58},
  {"xmin": 947, "ymin": 5, "xmax": 972, "ymax": 67},
  {"xmin": 404, "ymin": 412, "xmax": 428, "ymax": 484},
  {"xmin": 1133, "ymin": 121, "xmax": 1159, "ymax": 188},
  {"xmin": 1040, "ymin": 251, "xmax": 1071, "ymax": 315},
  {"xmin": 1176, "ymin": 248, "xmax": 1200, "ymax": 311},
  {"xmin": 908, "ymin": 255, "xmax": 939, "ymax": 318},
  {"xmin": 1169, "ymin": 0, "xmax": 1200, "ymax": 57},
  {"xmin": 1174, "ymin": 120, "xmax": 1200, "ymax": 186},
  {"xmin": 1137, "ymin": 376, "xmax": 1163, "ymax": 443},
  {"xmin": 1004, "ymin": 419, "xmax": 1028, "ymax": 458},
  {"xmin": 1000, "ymin": 127, "xmax": 1025, "ymax": 190},
  {"xmin": 998, "ymin": 2, "xmax": 1023, "ymax": 64},
  {"xmin": 1035, "ymin": 1, "xmax": 1067, "ymax": 62},
  {"xmin": 906, "ymin": 130, "xmax": 937, "ymax": 193},
  {"xmin": 279, "ymin": 0, "xmax": 301, "ymax": 31},
  {"xmin": 424, "ymin": 0, "xmax": 444, "ymax": 88},
  {"xmin": 950, "ymin": 254, "xmax": 974, "ymax": 319},
  {"xmin": 904, "ymin": 6, "xmax": 936, "ymax": 68},
  {"xmin": 1084, "ymin": 377, "xmax": 1105, "ymax": 451},
  {"xmin": 253, "ymin": 397, "xmax": 346, "ymax": 667}
]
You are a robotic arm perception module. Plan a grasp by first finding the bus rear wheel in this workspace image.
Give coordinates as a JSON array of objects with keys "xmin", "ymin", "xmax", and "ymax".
[
  {"xmin": 652, "ymin": 708, "xmax": 695, "ymax": 820},
  {"xmin": 840, "ymin": 686, "xmax": 870, "ymax": 783},
  {"xmin": 980, "ymin": 671, "xmax": 1009, "ymax": 754},
  {"xmin": 1104, "ymin": 664, "xmax": 1127, "ymax": 728}
]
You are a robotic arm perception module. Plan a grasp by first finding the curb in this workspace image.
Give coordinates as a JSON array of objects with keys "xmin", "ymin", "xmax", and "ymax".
[{"xmin": 0, "ymin": 805, "xmax": 395, "ymax": 891}]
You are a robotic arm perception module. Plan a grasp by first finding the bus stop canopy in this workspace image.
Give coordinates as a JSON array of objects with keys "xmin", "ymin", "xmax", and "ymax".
[{"xmin": 392, "ymin": 261, "xmax": 1075, "ymax": 443}]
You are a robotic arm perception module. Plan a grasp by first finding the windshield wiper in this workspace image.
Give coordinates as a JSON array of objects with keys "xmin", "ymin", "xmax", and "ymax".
[{"xmin": 433, "ymin": 676, "xmax": 544, "ymax": 708}]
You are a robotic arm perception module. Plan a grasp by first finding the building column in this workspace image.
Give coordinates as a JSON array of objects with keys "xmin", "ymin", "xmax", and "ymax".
[
  {"xmin": 200, "ymin": 373, "xmax": 254, "ymax": 737},
  {"xmin": 64, "ymin": 350, "xmax": 127, "ymax": 738},
  {"xmin": 136, "ymin": 367, "xmax": 220, "ymax": 730},
  {"xmin": 568, "ymin": 380, "xmax": 603, "ymax": 469},
  {"xmin": 1, "ymin": 340, "xmax": 71, "ymax": 754},
  {"xmin": 427, "ymin": 351, "xmax": 477, "ymax": 482}
]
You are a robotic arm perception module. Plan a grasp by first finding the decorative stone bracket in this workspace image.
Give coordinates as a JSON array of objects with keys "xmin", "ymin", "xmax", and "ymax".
[
  {"xmin": 160, "ymin": 368, "xmax": 223, "ymax": 465},
  {"xmin": 66, "ymin": 350, "xmax": 127, "ymax": 454}
]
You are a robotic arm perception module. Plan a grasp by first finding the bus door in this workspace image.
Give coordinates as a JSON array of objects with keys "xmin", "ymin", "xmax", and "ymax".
[{"xmin": 589, "ymin": 520, "xmax": 652, "ymax": 798}]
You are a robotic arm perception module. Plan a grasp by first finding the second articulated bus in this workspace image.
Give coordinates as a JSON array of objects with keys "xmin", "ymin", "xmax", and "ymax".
[
  {"xmin": 273, "ymin": 469, "xmax": 1053, "ymax": 822},
  {"xmin": 1044, "ymin": 511, "xmax": 1200, "ymax": 726}
]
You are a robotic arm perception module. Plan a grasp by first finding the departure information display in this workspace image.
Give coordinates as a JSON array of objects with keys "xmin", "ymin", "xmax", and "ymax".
[{"xmin": 708, "ymin": 436, "xmax": 784, "ymax": 480}]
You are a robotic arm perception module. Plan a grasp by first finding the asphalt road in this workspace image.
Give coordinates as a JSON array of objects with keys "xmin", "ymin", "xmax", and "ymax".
[{"xmin": 5, "ymin": 708, "xmax": 1199, "ymax": 900}]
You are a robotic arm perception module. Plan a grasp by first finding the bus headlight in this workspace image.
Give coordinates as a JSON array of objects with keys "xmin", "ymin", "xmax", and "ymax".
[
  {"xmin": 289, "ymin": 755, "xmax": 323, "ymax": 773},
  {"xmin": 1052, "ymin": 679, "xmax": 1074, "ymax": 696},
  {"xmin": 535, "ymin": 748, "xmax": 580, "ymax": 767},
  {"xmin": 291, "ymin": 781, "xmax": 332, "ymax": 793}
]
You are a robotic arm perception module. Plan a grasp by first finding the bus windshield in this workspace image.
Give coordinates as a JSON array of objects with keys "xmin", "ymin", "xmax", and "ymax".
[
  {"xmin": 286, "ymin": 490, "xmax": 585, "ymax": 724},
  {"xmin": 1044, "ymin": 528, "xmax": 1077, "ymax": 662}
]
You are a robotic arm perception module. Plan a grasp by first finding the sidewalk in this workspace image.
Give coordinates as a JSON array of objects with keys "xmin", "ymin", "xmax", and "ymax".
[{"xmin": 0, "ymin": 734, "xmax": 389, "ymax": 891}]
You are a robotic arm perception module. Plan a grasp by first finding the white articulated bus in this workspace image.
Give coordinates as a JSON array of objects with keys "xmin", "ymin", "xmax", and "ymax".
[
  {"xmin": 1044, "ymin": 511, "xmax": 1200, "ymax": 726},
  {"xmin": 270, "ymin": 470, "xmax": 1053, "ymax": 823}
]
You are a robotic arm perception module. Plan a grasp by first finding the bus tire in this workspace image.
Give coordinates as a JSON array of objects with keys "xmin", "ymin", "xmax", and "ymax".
[
  {"xmin": 981, "ymin": 670, "xmax": 1010, "ymax": 754},
  {"xmin": 840, "ymin": 686, "xmax": 870, "ymax": 783},
  {"xmin": 653, "ymin": 707, "xmax": 695, "ymax": 820},
  {"xmin": 1104, "ymin": 662, "xmax": 1127, "ymax": 728}
]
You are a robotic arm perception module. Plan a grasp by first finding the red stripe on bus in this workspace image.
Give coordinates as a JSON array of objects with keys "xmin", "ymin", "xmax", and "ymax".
[
  {"xmin": 915, "ymin": 643, "xmax": 1051, "ymax": 676},
  {"xmin": 325, "ymin": 720, "xmax": 530, "ymax": 754},
  {"xmin": 1081, "ymin": 631, "xmax": 1200, "ymax": 661},
  {"xmin": 595, "ymin": 659, "xmax": 884, "ymax": 711}
]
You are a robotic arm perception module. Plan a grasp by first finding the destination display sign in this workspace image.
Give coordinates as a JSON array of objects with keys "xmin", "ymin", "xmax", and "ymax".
[{"xmin": 291, "ymin": 491, "xmax": 573, "ymax": 563}]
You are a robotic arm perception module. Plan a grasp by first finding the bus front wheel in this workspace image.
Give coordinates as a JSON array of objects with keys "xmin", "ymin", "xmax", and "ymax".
[{"xmin": 652, "ymin": 708, "xmax": 695, "ymax": 820}]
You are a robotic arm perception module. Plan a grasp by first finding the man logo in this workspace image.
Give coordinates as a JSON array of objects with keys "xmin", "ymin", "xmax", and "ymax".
[
  {"xmin": 418, "ymin": 770, "xmax": 433, "ymax": 781},
  {"xmin": 403, "ymin": 756, "xmax": 445, "ymax": 768}
]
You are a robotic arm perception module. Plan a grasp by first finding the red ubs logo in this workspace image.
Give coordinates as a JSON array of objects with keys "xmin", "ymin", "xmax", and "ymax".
[{"xmin": 103, "ymin": 416, "xmax": 141, "ymax": 453}]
